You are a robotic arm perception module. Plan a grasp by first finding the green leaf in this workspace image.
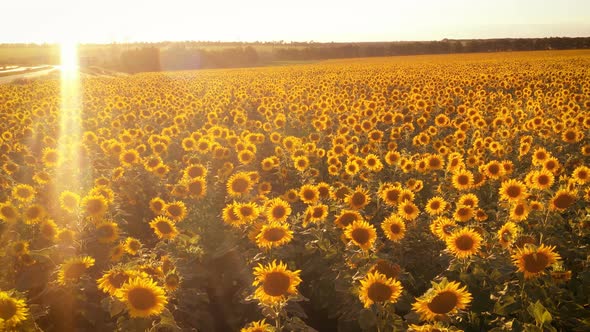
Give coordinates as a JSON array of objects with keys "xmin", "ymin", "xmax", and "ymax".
[{"xmin": 527, "ymin": 300, "xmax": 552, "ymax": 326}]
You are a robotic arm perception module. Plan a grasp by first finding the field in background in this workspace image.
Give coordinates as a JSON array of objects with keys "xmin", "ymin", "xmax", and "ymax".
[{"xmin": 0, "ymin": 50, "xmax": 589, "ymax": 331}]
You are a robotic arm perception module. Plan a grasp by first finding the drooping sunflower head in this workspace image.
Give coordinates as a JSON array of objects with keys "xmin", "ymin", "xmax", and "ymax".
[
  {"xmin": 412, "ymin": 279, "xmax": 472, "ymax": 321},
  {"xmin": 252, "ymin": 260, "xmax": 302, "ymax": 305},
  {"xmin": 497, "ymin": 222, "xmax": 519, "ymax": 249},
  {"xmin": 0, "ymin": 202, "xmax": 19, "ymax": 223},
  {"xmin": 116, "ymin": 277, "xmax": 168, "ymax": 318},
  {"xmin": 549, "ymin": 189, "xmax": 577, "ymax": 211},
  {"xmin": 358, "ymin": 271, "xmax": 403, "ymax": 308},
  {"xmin": 344, "ymin": 220, "xmax": 377, "ymax": 251},
  {"xmin": 512, "ymin": 244, "xmax": 561, "ymax": 279}
]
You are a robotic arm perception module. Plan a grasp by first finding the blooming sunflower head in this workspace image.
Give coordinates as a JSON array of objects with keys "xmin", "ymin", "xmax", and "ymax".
[
  {"xmin": 412, "ymin": 278, "xmax": 472, "ymax": 321},
  {"xmin": 116, "ymin": 277, "xmax": 168, "ymax": 318},
  {"xmin": 252, "ymin": 260, "xmax": 302, "ymax": 305},
  {"xmin": 445, "ymin": 228, "xmax": 482, "ymax": 259},
  {"xmin": 57, "ymin": 256, "xmax": 95, "ymax": 285},
  {"xmin": 255, "ymin": 221, "xmax": 293, "ymax": 249},
  {"xmin": 512, "ymin": 244, "xmax": 561, "ymax": 279},
  {"xmin": 344, "ymin": 220, "xmax": 377, "ymax": 251},
  {"xmin": 358, "ymin": 271, "xmax": 403, "ymax": 308},
  {"xmin": 0, "ymin": 291, "xmax": 29, "ymax": 328}
]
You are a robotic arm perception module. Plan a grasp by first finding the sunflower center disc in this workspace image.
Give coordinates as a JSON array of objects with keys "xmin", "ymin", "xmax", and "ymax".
[
  {"xmin": 64, "ymin": 263, "xmax": 87, "ymax": 279},
  {"xmin": 506, "ymin": 186, "xmax": 521, "ymax": 198},
  {"xmin": 390, "ymin": 224, "xmax": 401, "ymax": 234},
  {"xmin": 367, "ymin": 282, "xmax": 393, "ymax": 302},
  {"xmin": 232, "ymin": 179, "xmax": 249, "ymax": 193},
  {"xmin": 523, "ymin": 253, "xmax": 549, "ymax": 273},
  {"xmin": 455, "ymin": 235, "xmax": 474, "ymax": 251},
  {"xmin": 351, "ymin": 228, "xmax": 370, "ymax": 245},
  {"xmin": 128, "ymin": 287, "xmax": 157, "ymax": 311},
  {"xmin": 0, "ymin": 299, "xmax": 17, "ymax": 320},
  {"xmin": 264, "ymin": 228, "xmax": 286, "ymax": 242},
  {"xmin": 157, "ymin": 221, "xmax": 173, "ymax": 234},
  {"xmin": 263, "ymin": 272, "xmax": 291, "ymax": 296},
  {"xmin": 351, "ymin": 193, "xmax": 365, "ymax": 206},
  {"xmin": 553, "ymin": 194, "xmax": 574, "ymax": 209},
  {"xmin": 427, "ymin": 291, "xmax": 458, "ymax": 314}
]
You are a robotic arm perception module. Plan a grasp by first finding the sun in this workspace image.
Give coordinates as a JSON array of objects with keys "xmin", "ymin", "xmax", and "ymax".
[{"xmin": 60, "ymin": 40, "xmax": 79, "ymax": 74}]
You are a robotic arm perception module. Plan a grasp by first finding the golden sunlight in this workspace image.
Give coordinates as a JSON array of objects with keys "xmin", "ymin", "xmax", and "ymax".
[{"xmin": 58, "ymin": 41, "xmax": 83, "ymax": 193}]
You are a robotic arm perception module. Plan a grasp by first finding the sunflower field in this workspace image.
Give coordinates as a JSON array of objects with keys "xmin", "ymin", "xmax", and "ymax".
[{"xmin": 0, "ymin": 50, "xmax": 589, "ymax": 332}]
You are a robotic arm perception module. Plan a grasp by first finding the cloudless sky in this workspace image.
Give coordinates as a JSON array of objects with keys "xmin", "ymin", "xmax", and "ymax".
[{"xmin": 2, "ymin": 0, "xmax": 589, "ymax": 43}]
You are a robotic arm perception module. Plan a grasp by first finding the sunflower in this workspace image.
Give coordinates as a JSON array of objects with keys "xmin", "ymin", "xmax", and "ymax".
[
  {"xmin": 150, "ymin": 216, "xmax": 179, "ymax": 240},
  {"xmin": 293, "ymin": 156, "xmax": 309, "ymax": 172},
  {"xmin": 124, "ymin": 237, "xmax": 142, "ymax": 255},
  {"xmin": 499, "ymin": 179, "xmax": 528, "ymax": 202},
  {"xmin": 0, "ymin": 202, "xmax": 19, "ymax": 223},
  {"xmin": 119, "ymin": 149, "xmax": 140, "ymax": 167},
  {"xmin": 185, "ymin": 177, "xmax": 207, "ymax": 199},
  {"xmin": 39, "ymin": 219, "xmax": 58, "ymax": 241},
  {"xmin": 497, "ymin": 222, "xmax": 518, "ymax": 249},
  {"xmin": 96, "ymin": 221, "xmax": 120, "ymax": 243},
  {"xmin": 110, "ymin": 243, "xmax": 126, "ymax": 262},
  {"xmin": 164, "ymin": 201, "xmax": 187, "ymax": 222},
  {"xmin": 22, "ymin": 204, "xmax": 45, "ymax": 224},
  {"xmin": 571, "ymin": 165, "xmax": 590, "ymax": 185},
  {"xmin": 482, "ymin": 160, "xmax": 504, "ymax": 179},
  {"xmin": 549, "ymin": 189, "xmax": 577, "ymax": 211},
  {"xmin": 369, "ymin": 259, "xmax": 401, "ymax": 280},
  {"xmin": 0, "ymin": 291, "xmax": 29, "ymax": 328},
  {"xmin": 57, "ymin": 256, "xmax": 95, "ymax": 285},
  {"xmin": 299, "ymin": 184, "xmax": 319, "ymax": 204},
  {"xmin": 241, "ymin": 319, "xmax": 273, "ymax": 332},
  {"xmin": 304, "ymin": 204, "xmax": 329, "ymax": 226},
  {"xmin": 512, "ymin": 244, "xmax": 561, "ymax": 279},
  {"xmin": 412, "ymin": 279, "xmax": 472, "ymax": 321},
  {"xmin": 445, "ymin": 228, "xmax": 482, "ymax": 259},
  {"xmin": 164, "ymin": 271, "xmax": 181, "ymax": 292},
  {"xmin": 11, "ymin": 184, "xmax": 35, "ymax": 203},
  {"xmin": 530, "ymin": 169, "xmax": 555, "ymax": 190},
  {"xmin": 430, "ymin": 217, "xmax": 457, "ymax": 241},
  {"xmin": 451, "ymin": 169, "xmax": 474, "ymax": 190},
  {"xmin": 184, "ymin": 164, "xmax": 208, "ymax": 179},
  {"xmin": 398, "ymin": 200, "xmax": 420, "ymax": 221},
  {"xmin": 531, "ymin": 147, "xmax": 550, "ymax": 166},
  {"xmin": 344, "ymin": 220, "xmax": 377, "ymax": 251},
  {"xmin": 334, "ymin": 210, "xmax": 363, "ymax": 228},
  {"xmin": 379, "ymin": 183, "xmax": 403, "ymax": 207},
  {"xmin": 117, "ymin": 277, "xmax": 168, "ymax": 317},
  {"xmin": 81, "ymin": 195, "xmax": 108, "ymax": 218},
  {"xmin": 227, "ymin": 172, "xmax": 254, "ymax": 197},
  {"xmin": 509, "ymin": 201, "xmax": 530, "ymax": 221},
  {"xmin": 252, "ymin": 260, "xmax": 302, "ymax": 305},
  {"xmin": 255, "ymin": 221, "xmax": 293, "ymax": 249},
  {"xmin": 148, "ymin": 197, "xmax": 166, "ymax": 215},
  {"xmin": 264, "ymin": 198, "xmax": 292, "ymax": 223},
  {"xmin": 346, "ymin": 186, "xmax": 370, "ymax": 210},
  {"xmin": 453, "ymin": 205, "xmax": 473, "ymax": 223},
  {"xmin": 365, "ymin": 154, "xmax": 383, "ymax": 172},
  {"xmin": 41, "ymin": 147, "xmax": 61, "ymax": 167},
  {"xmin": 222, "ymin": 202, "xmax": 245, "ymax": 227},
  {"xmin": 457, "ymin": 193, "xmax": 478, "ymax": 208},
  {"xmin": 425, "ymin": 196, "xmax": 447, "ymax": 216},
  {"xmin": 358, "ymin": 271, "xmax": 403, "ymax": 308},
  {"xmin": 542, "ymin": 157, "xmax": 561, "ymax": 174},
  {"xmin": 97, "ymin": 268, "xmax": 137, "ymax": 296},
  {"xmin": 381, "ymin": 214, "xmax": 406, "ymax": 242}
]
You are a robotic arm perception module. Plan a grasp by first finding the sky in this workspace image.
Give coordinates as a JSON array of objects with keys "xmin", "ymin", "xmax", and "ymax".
[{"xmin": 2, "ymin": 0, "xmax": 590, "ymax": 43}]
